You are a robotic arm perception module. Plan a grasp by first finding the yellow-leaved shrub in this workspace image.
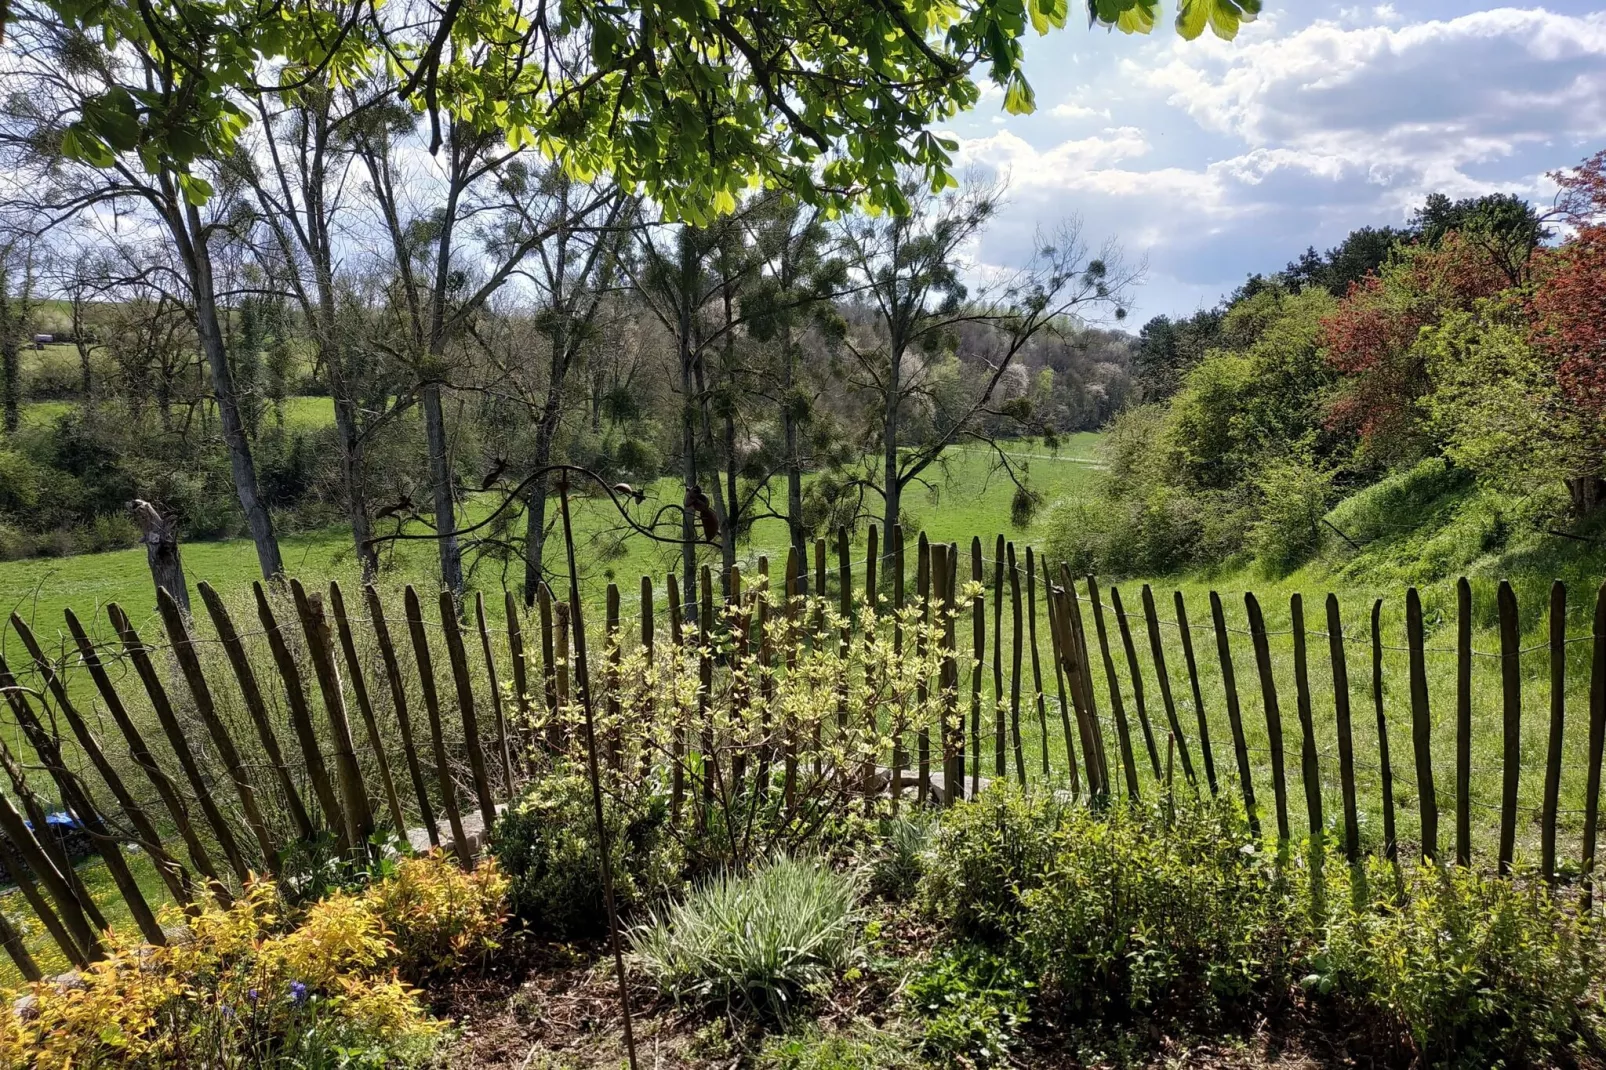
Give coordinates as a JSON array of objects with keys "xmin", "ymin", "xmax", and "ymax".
[
  {"xmin": 367, "ymin": 853, "xmax": 510, "ymax": 979},
  {"xmin": 0, "ymin": 851, "xmax": 507, "ymax": 1069}
]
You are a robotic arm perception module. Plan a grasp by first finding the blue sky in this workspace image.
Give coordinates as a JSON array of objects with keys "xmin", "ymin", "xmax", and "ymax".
[{"xmin": 941, "ymin": 2, "xmax": 1606, "ymax": 323}]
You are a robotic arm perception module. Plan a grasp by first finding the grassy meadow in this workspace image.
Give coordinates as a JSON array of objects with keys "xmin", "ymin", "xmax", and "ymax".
[{"xmin": 0, "ymin": 425, "xmax": 1104, "ymax": 647}]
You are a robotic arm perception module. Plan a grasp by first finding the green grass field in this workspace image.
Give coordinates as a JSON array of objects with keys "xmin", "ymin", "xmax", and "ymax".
[{"xmin": 0, "ymin": 433, "xmax": 1104, "ymax": 645}]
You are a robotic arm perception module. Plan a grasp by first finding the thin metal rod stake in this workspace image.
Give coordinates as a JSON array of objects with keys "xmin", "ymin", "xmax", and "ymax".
[{"xmin": 559, "ymin": 477, "xmax": 639, "ymax": 1070}]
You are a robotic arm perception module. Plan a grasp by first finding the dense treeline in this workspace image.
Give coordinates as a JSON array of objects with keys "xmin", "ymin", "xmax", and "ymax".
[
  {"xmin": 1048, "ymin": 154, "xmax": 1606, "ymax": 581},
  {"xmin": 0, "ymin": 32, "xmax": 1138, "ymax": 589}
]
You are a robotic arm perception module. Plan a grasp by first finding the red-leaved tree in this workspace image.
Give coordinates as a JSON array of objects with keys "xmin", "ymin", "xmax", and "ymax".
[
  {"xmin": 1530, "ymin": 151, "xmax": 1606, "ymax": 511},
  {"xmin": 1534, "ymin": 153, "xmax": 1606, "ymax": 411},
  {"xmin": 1322, "ymin": 232, "xmax": 1512, "ymax": 461}
]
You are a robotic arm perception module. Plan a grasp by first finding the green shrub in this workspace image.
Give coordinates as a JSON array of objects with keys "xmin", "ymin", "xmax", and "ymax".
[
  {"xmin": 1017, "ymin": 796, "xmax": 1303, "ymax": 1027},
  {"xmin": 0, "ymin": 449, "xmax": 45, "ymax": 513},
  {"xmin": 920, "ymin": 784, "xmax": 1062, "ymax": 942},
  {"xmin": 490, "ymin": 763, "xmax": 680, "ymax": 937},
  {"xmin": 1249, "ymin": 453, "xmax": 1334, "ymax": 573},
  {"xmin": 904, "ymin": 945, "xmax": 1031, "ymax": 1069},
  {"xmin": 1314, "ymin": 860, "xmax": 1604, "ymax": 1067},
  {"xmin": 629, "ymin": 856, "xmax": 861, "ymax": 1018},
  {"xmin": 865, "ymin": 815, "xmax": 935, "ymax": 902}
]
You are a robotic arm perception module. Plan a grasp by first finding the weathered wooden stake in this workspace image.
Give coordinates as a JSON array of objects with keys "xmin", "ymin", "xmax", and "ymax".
[
  {"xmin": 1245, "ymin": 593, "xmax": 1290, "ymax": 846},
  {"xmin": 477, "ymin": 591, "xmax": 516, "ymax": 792},
  {"xmin": 1112, "ymin": 586, "xmax": 1163, "ymax": 779},
  {"xmin": 1290, "ymin": 594, "xmax": 1324, "ymax": 845},
  {"xmin": 333, "ymin": 581, "xmax": 408, "ymax": 838},
  {"xmin": 294, "ymin": 580, "xmax": 376, "ymax": 850},
  {"xmin": 366, "ymin": 584, "xmax": 438, "ymax": 845},
  {"xmin": 404, "ymin": 585, "xmax": 470, "ymax": 863},
  {"xmin": 1326, "ymin": 595, "xmax": 1361, "ymax": 864},
  {"xmin": 1210, "ymin": 592, "xmax": 1258, "ymax": 837},
  {"xmin": 1026, "ymin": 548, "xmax": 1049, "ymax": 780},
  {"xmin": 255, "ymin": 582, "xmax": 346, "ymax": 850},
  {"xmin": 1089, "ymin": 577, "xmax": 1141, "ymax": 798},
  {"xmin": 1372, "ymin": 599, "xmax": 1399, "ymax": 865},
  {"xmin": 1497, "ymin": 579, "xmax": 1522, "ymax": 876},
  {"xmin": 1405, "ymin": 587, "xmax": 1438, "ymax": 862},
  {"xmin": 1142, "ymin": 584, "xmax": 1195, "ymax": 786},
  {"xmin": 1007, "ymin": 542, "xmax": 1026, "ymax": 785},
  {"xmin": 1174, "ymin": 591, "xmax": 1216, "ymax": 795},
  {"xmin": 1543, "ymin": 580, "xmax": 1567, "ymax": 884},
  {"xmin": 1582, "ymin": 582, "xmax": 1606, "ymax": 908}
]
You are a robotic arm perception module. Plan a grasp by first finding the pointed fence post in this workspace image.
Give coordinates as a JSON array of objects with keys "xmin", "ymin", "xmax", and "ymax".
[
  {"xmin": 332, "ymin": 581, "xmax": 408, "ymax": 839},
  {"xmin": 293, "ymin": 580, "xmax": 376, "ymax": 851}
]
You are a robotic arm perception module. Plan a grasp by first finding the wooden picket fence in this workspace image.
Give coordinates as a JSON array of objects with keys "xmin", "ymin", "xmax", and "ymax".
[{"xmin": 0, "ymin": 523, "xmax": 1604, "ymax": 984}]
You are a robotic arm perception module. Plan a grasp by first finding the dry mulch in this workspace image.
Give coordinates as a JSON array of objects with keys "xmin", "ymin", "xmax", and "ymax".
[{"xmin": 428, "ymin": 933, "xmax": 725, "ymax": 1070}]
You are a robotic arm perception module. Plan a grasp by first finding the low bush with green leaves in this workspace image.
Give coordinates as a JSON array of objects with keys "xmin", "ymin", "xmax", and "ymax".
[
  {"xmin": 1313, "ymin": 859, "xmax": 1605, "ymax": 1067},
  {"xmin": 918, "ymin": 786, "xmax": 1603, "ymax": 1064},
  {"xmin": 904, "ymin": 945, "xmax": 1032, "ymax": 1069},
  {"xmin": 1016, "ymin": 796, "xmax": 1304, "ymax": 1027},
  {"xmin": 490, "ymin": 761, "xmax": 681, "ymax": 937},
  {"xmin": 630, "ymin": 856, "xmax": 861, "ymax": 1018},
  {"xmin": 920, "ymin": 784, "xmax": 1063, "ymax": 941}
]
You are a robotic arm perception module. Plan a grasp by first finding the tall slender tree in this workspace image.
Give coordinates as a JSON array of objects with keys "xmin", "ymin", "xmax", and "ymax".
[
  {"xmin": 0, "ymin": 20, "xmax": 285, "ymax": 577},
  {"xmin": 743, "ymin": 196, "xmax": 848, "ymax": 581},
  {"xmin": 0, "ymin": 241, "xmax": 37, "ymax": 435},
  {"xmin": 836, "ymin": 176, "xmax": 1135, "ymax": 544},
  {"xmin": 351, "ymin": 85, "xmax": 612, "ymax": 595},
  {"xmin": 240, "ymin": 68, "xmax": 413, "ymax": 580}
]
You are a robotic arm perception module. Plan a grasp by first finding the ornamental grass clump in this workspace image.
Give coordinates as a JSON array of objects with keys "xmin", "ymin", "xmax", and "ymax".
[{"xmin": 630, "ymin": 856, "xmax": 861, "ymax": 1018}]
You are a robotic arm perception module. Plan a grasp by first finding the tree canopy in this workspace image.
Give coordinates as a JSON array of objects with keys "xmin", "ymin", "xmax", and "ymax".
[{"xmin": 32, "ymin": 0, "xmax": 1261, "ymax": 218}]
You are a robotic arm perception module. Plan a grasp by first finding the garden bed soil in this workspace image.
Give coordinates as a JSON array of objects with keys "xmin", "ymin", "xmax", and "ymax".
[{"xmin": 430, "ymin": 932, "xmax": 1419, "ymax": 1070}]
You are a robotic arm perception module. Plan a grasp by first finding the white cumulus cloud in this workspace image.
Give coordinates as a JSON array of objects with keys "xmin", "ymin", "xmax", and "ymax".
[{"xmin": 948, "ymin": 4, "xmax": 1606, "ymax": 318}]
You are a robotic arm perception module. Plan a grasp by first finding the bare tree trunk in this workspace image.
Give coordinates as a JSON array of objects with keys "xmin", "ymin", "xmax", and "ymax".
[
  {"xmin": 523, "ymin": 476, "xmax": 550, "ymax": 606},
  {"xmin": 72, "ymin": 292, "xmax": 93, "ymax": 404},
  {"xmin": 0, "ymin": 335, "xmax": 17, "ymax": 436},
  {"xmin": 722, "ymin": 406, "xmax": 738, "ymax": 577},
  {"xmin": 75, "ymin": 344, "xmax": 92, "ymax": 404},
  {"xmin": 523, "ymin": 326, "xmax": 568, "ymax": 606},
  {"xmin": 187, "ymin": 206, "xmax": 283, "ymax": 581},
  {"xmin": 780, "ymin": 328, "xmax": 808, "ymax": 591},
  {"xmin": 422, "ymin": 381, "xmax": 464, "ymax": 594},
  {"xmin": 882, "ymin": 343, "xmax": 902, "ymax": 549},
  {"xmin": 718, "ymin": 289, "xmax": 740, "ymax": 580},
  {"xmin": 131, "ymin": 499, "xmax": 189, "ymax": 611},
  {"xmin": 1569, "ymin": 475, "xmax": 1606, "ymax": 517},
  {"xmin": 693, "ymin": 357, "xmax": 733, "ymax": 595},
  {"xmin": 679, "ymin": 318, "xmax": 699, "ymax": 624},
  {"xmin": 0, "ymin": 255, "xmax": 29, "ymax": 436},
  {"xmin": 331, "ymin": 393, "xmax": 377, "ymax": 580},
  {"xmin": 522, "ymin": 391, "xmax": 561, "ymax": 606}
]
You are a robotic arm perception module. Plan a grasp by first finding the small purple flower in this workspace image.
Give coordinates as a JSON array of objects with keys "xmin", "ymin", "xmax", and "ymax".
[
  {"xmin": 289, "ymin": 981, "xmax": 308, "ymax": 1005},
  {"xmin": 247, "ymin": 989, "xmax": 259, "ymax": 1004},
  {"xmin": 221, "ymin": 1004, "xmax": 235, "ymax": 1019}
]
